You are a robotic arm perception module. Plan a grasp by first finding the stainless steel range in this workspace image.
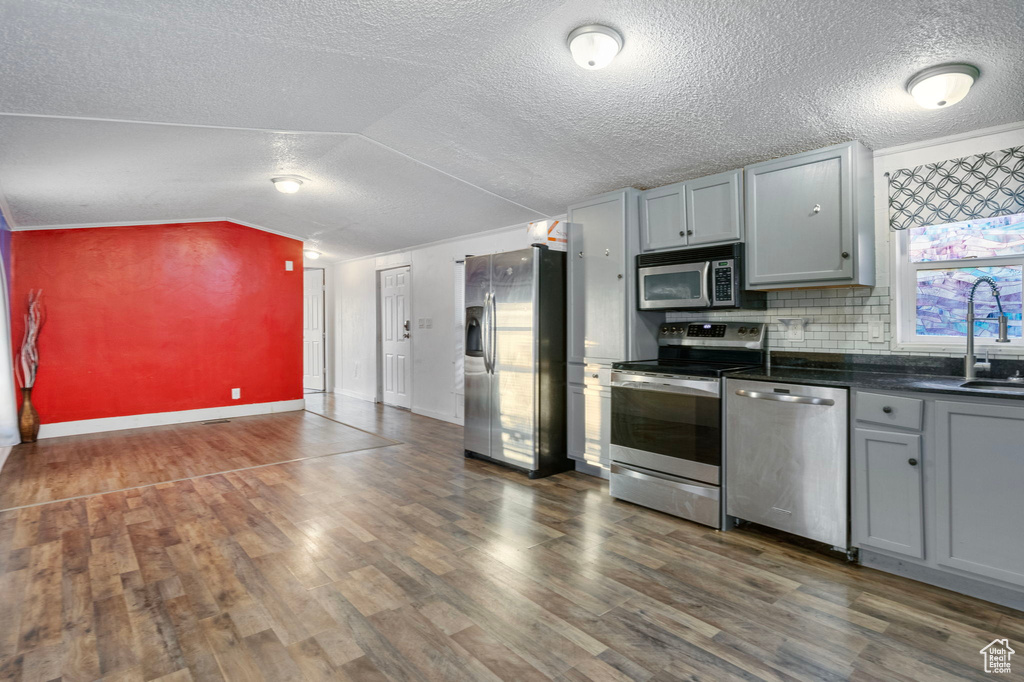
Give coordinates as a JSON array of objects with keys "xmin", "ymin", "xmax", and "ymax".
[{"xmin": 609, "ymin": 321, "xmax": 766, "ymax": 528}]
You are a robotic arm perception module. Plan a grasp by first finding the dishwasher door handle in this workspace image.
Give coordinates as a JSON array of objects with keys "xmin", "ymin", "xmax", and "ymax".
[{"xmin": 734, "ymin": 389, "xmax": 835, "ymax": 406}]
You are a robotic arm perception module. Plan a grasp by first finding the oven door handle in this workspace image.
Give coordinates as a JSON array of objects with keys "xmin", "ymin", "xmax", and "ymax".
[
  {"xmin": 611, "ymin": 379, "xmax": 720, "ymax": 398},
  {"xmin": 734, "ymin": 389, "xmax": 835, "ymax": 406}
]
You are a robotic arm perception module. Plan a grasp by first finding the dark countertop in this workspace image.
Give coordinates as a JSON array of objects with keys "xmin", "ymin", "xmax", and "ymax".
[{"xmin": 724, "ymin": 351, "xmax": 1024, "ymax": 401}]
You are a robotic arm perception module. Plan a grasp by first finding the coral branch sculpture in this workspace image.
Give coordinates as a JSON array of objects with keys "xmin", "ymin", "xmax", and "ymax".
[{"xmin": 16, "ymin": 290, "xmax": 44, "ymax": 389}]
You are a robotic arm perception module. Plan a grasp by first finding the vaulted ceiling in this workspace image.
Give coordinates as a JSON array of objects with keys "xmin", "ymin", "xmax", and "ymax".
[{"xmin": 2, "ymin": 0, "xmax": 1022, "ymax": 260}]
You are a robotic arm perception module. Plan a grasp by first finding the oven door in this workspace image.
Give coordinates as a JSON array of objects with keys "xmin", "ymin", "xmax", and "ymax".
[
  {"xmin": 610, "ymin": 374, "xmax": 721, "ymax": 484},
  {"xmin": 637, "ymin": 261, "xmax": 710, "ymax": 310}
]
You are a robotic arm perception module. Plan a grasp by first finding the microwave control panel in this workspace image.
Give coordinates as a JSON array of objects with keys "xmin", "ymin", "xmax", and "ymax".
[{"xmin": 711, "ymin": 259, "xmax": 736, "ymax": 306}]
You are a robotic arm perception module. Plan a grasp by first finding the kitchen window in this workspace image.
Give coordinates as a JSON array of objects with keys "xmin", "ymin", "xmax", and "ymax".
[{"xmin": 896, "ymin": 212, "xmax": 1024, "ymax": 348}]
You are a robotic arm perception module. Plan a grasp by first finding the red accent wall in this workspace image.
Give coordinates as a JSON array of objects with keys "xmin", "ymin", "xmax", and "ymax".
[{"xmin": 10, "ymin": 221, "xmax": 304, "ymax": 423}]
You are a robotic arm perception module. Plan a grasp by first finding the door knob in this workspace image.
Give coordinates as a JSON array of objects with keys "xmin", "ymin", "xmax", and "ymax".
[
  {"xmin": 578, "ymin": 251, "xmax": 584, "ymax": 258},
  {"xmin": 617, "ymin": 274, "xmax": 623, "ymax": 279},
  {"xmin": 841, "ymin": 252, "xmax": 850, "ymax": 259},
  {"xmin": 908, "ymin": 458, "xmax": 918, "ymax": 466}
]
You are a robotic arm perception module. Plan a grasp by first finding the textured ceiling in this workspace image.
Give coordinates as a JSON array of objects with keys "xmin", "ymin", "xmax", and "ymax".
[{"xmin": 1, "ymin": 0, "xmax": 1023, "ymax": 259}]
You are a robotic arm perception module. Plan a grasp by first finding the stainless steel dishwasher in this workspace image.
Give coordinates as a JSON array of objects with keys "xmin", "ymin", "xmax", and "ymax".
[{"xmin": 725, "ymin": 378, "xmax": 849, "ymax": 548}]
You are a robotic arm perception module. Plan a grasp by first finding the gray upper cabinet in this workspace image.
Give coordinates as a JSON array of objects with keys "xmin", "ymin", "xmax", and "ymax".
[
  {"xmin": 639, "ymin": 170, "xmax": 743, "ymax": 252},
  {"xmin": 934, "ymin": 400, "xmax": 1024, "ymax": 587},
  {"xmin": 568, "ymin": 191, "xmax": 629, "ymax": 364},
  {"xmin": 640, "ymin": 182, "xmax": 686, "ymax": 252},
  {"xmin": 686, "ymin": 169, "xmax": 743, "ymax": 246},
  {"xmin": 568, "ymin": 188, "xmax": 659, "ymax": 365},
  {"xmin": 745, "ymin": 141, "xmax": 874, "ymax": 289},
  {"xmin": 852, "ymin": 428, "xmax": 924, "ymax": 559}
]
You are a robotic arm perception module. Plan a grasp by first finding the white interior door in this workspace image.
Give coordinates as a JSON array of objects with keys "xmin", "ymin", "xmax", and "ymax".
[
  {"xmin": 380, "ymin": 266, "xmax": 412, "ymax": 408},
  {"xmin": 302, "ymin": 269, "xmax": 325, "ymax": 391}
]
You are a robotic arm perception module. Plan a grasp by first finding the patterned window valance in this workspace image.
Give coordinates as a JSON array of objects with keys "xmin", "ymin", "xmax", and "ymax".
[{"xmin": 887, "ymin": 145, "xmax": 1024, "ymax": 230}]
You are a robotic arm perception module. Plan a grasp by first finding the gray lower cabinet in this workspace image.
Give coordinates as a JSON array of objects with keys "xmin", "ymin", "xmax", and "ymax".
[
  {"xmin": 568, "ymin": 383, "xmax": 585, "ymax": 461},
  {"xmin": 934, "ymin": 400, "xmax": 1024, "ymax": 588},
  {"xmin": 582, "ymin": 385, "xmax": 611, "ymax": 469},
  {"xmin": 745, "ymin": 141, "xmax": 874, "ymax": 289},
  {"xmin": 639, "ymin": 170, "xmax": 743, "ymax": 252},
  {"xmin": 852, "ymin": 428, "xmax": 924, "ymax": 559}
]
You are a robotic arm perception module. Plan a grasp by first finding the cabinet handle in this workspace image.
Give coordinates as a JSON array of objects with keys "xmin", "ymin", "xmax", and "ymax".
[
  {"xmin": 813, "ymin": 204, "xmax": 821, "ymax": 214},
  {"xmin": 605, "ymin": 249, "xmax": 610, "ymax": 256},
  {"xmin": 882, "ymin": 406, "xmax": 893, "ymax": 414},
  {"xmin": 592, "ymin": 373, "xmax": 599, "ymax": 378},
  {"xmin": 679, "ymin": 230, "xmax": 685, "ymax": 237},
  {"xmin": 686, "ymin": 229, "xmax": 694, "ymax": 236},
  {"xmin": 908, "ymin": 458, "xmax": 918, "ymax": 467},
  {"xmin": 578, "ymin": 251, "xmax": 583, "ymax": 258},
  {"xmin": 617, "ymin": 274, "xmax": 623, "ymax": 279},
  {"xmin": 841, "ymin": 251, "xmax": 850, "ymax": 259}
]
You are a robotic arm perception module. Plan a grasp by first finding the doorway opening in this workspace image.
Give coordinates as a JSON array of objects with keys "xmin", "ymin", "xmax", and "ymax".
[
  {"xmin": 377, "ymin": 265, "xmax": 412, "ymax": 409},
  {"xmin": 302, "ymin": 268, "xmax": 326, "ymax": 392}
]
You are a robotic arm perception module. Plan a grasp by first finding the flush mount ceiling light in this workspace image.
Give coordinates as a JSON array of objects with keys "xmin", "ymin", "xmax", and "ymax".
[
  {"xmin": 271, "ymin": 176, "xmax": 303, "ymax": 194},
  {"xmin": 906, "ymin": 64, "xmax": 980, "ymax": 109},
  {"xmin": 303, "ymin": 249, "xmax": 321, "ymax": 260},
  {"xmin": 567, "ymin": 24, "xmax": 623, "ymax": 70}
]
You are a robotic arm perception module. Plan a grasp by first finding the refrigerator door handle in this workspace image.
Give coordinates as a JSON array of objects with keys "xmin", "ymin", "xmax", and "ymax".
[
  {"xmin": 488, "ymin": 291, "xmax": 498, "ymax": 374},
  {"xmin": 482, "ymin": 292, "xmax": 493, "ymax": 374}
]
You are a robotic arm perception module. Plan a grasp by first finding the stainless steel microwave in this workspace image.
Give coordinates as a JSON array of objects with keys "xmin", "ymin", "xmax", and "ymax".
[{"xmin": 636, "ymin": 244, "xmax": 766, "ymax": 311}]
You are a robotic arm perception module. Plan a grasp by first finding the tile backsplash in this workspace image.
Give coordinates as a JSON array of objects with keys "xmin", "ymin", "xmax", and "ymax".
[
  {"xmin": 668, "ymin": 286, "xmax": 892, "ymax": 354},
  {"xmin": 667, "ymin": 285, "xmax": 1024, "ymax": 359}
]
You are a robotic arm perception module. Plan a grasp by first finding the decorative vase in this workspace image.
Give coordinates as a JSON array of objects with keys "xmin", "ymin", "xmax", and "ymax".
[{"xmin": 19, "ymin": 387, "xmax": 39, "ymax": 443}]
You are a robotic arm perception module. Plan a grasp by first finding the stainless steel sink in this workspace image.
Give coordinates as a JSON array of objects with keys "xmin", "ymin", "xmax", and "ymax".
[{"xmin": 960, "ymin": 380, "xmax": 1024, "ymax": 392}]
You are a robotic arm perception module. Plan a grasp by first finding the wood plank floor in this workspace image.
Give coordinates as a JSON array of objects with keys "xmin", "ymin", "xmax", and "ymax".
[
  {"xmin": 0, "ymin": 411, "xmax": 394, "ymax": 509},
  {"xmin": 0, "ymin": 394, "xmax": 1019, "ymax": 681}
]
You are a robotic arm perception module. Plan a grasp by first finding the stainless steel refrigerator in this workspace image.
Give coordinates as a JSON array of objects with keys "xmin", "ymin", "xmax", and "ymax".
[{"xmin": 464, "ymin": 245, "xmax": 569, "ymax": 478}]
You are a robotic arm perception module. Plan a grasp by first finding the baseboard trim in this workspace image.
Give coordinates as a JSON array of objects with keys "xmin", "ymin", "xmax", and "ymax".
[
  {"xmin": 38, "ymin": 399, "xmax": 306, "ymax": 439},
  {"xmin": 333, "ymin": 388, "xmax": 377, "ymax": 402},
  {"xmin": 573, "ymin": 459, "xmax": 609, "ymax": 480},
  {"xmin": 412, "ymin": 406, "xmax": 462, "ymax": 426},
  {"xmin": 860, "ymin": 549, "xmax": 1024, "ymax": 611}
]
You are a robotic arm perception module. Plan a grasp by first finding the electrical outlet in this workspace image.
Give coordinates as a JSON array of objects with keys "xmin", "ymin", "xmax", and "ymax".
[
  {"xmin": 231, "ymin": 388, "xmax": 241, "ymax": 400},
  {"xmin": 418, "ymin": 318, "xmax": 425, "ymax": 328},
  {"xmin": 868, "ymin": 320, "xmax": 884, "ymax": 342},
  {"xmin": 285, "ymin": 261, "xmax": 294, "ymax": 271},
  {"xmin": 425, "ymin": 318, "xmax": 433, "ymax": 329}
]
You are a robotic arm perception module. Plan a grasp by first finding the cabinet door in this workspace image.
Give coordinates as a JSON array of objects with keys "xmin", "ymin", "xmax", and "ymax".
[
  {"xmin": 686, "ymin": 169, "xmax": 743, "ymax": 245},
  {"xmin": 567, "ymin": 193, "xmax": 627, "ymax": 364},
  {"xmin": 746, "ymin": 145, "xmax": 854, "ymax": 286},
  {"xmin": 568, "ymin": 384, "xmax": 586, "ymax": 461},
  {"xmin": 852, "ymin": 428, "xmax": 924, "ymax": 559},
  {"xmin": 583, "ymin": 386, "xmax": 611, "ymax": 469},
  {"xmin": 934, "ymin": 401, "xmax": 1024, "ymax": 587},
  {"xmin": 639, "ymin": 183, "xmax": 686, "ymax": 252}
]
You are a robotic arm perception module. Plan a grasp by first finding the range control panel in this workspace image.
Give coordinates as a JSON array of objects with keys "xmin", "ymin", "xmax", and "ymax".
[{"xmin": 658, "ymin": 321, "xmax": 766, "ymax": 348}]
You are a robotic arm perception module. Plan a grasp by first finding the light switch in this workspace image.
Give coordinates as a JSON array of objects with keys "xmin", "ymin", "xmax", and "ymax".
[
  {"xmin": 868, "ymin": 320, "xmax": 884, "ymax": 342},
  {"xmin": 231, "ymin": 388, "xmax": 241, "ymax": 400},
  {"xmin": 285, "ymin": 261, "xmax": 294, "ymax": 271},
  {"xmin": 425, "ymin": 318, "xmax": 433, "ymax": 329}
]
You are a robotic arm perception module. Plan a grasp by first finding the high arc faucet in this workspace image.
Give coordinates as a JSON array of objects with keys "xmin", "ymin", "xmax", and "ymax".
[{"xmin": 964, "ymin": 275, "xmax": 1010, "ymax": 380}]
